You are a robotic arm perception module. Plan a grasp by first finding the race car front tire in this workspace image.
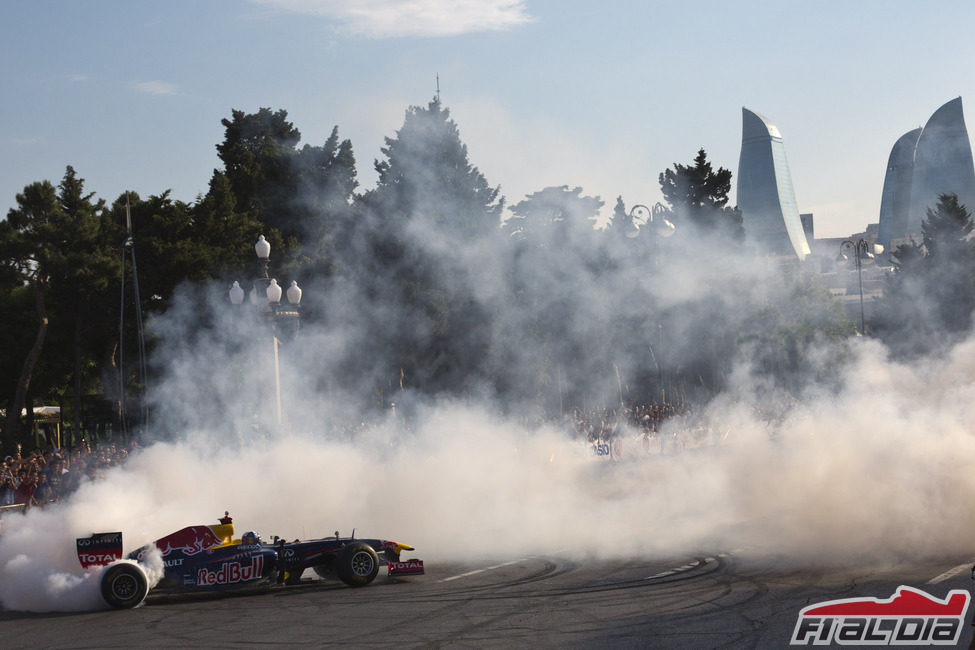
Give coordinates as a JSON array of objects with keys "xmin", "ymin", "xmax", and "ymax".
[
  {"xmin": 336, "ymin": 542, "xmax": 379, "ymax": 587},
  {"xmin": 100, "ymin": 563, "xmax": 149, "ymax": 609}
]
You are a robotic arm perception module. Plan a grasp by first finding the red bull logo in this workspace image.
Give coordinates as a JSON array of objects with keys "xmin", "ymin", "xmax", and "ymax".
[
  {"xmin": 155, "ymin": 525, "xmax": 226, "ymax": 557},
  {"xmin": 197, "ymin": 556, "xmax": 265, "ymax": 586}
]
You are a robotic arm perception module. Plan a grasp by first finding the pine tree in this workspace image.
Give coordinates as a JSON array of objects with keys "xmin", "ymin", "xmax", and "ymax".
[
  {"xmin": 347, "ymin": 97, "xmax": 503, "ymax": 395},
  {"xmin": 874, "ymin": 193, "xmax": 975, "ymax": 355},
  {"xmin": 658, "ymin": 149, "xmax": 743, "ymax": 240}
]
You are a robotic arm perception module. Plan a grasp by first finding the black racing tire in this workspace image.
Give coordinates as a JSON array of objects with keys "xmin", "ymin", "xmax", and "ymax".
[
  {"xmin": 100, "ymin": 563, "xmax": 149, "ymax": 609},
  {"xmin": 336, "ymin": 542, "xmax": 379, "ymax": 587}
]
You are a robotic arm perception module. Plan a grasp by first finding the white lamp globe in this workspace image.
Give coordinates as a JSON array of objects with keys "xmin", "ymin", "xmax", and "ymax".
[
  {"xmin": 255, "ymin": 235, "xmax": 270, "ymax": 260},
  {"xmin": 287, "ymin": 280, "xmax": 302, "ymax": 305},
  {"xmin": 229, "ymin": 281, "xmax": 244, "ymax": 305},
  {"xmin": 266, "ymin": 278, "xmax": 282, "ymax": 303}
]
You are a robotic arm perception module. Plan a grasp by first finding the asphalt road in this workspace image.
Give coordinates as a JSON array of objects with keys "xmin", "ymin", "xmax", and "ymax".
[{"xmin": 4, "ymin": 552, "xmax": 975, "ymax": 648}]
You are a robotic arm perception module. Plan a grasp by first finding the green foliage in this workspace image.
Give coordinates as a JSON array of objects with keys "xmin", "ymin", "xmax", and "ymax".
[
  {"xmin": 504, "ymin": 186, "xmax": 601, "ymax": 246},
  {"xmin": 0, "ymin": 97, "xmax": 865, "ymax": 438},
  {"xmin": 213, "ymin": 109, "xmax": 358, "ymax": 293},
  {"xmin": 658, "ymin": 148, "xmax": 743, "ymax": 241},
  {"xmin": 739, "ymin": 269, "xmax": 855, "ymax": 390},
  {"xmin": 343, "ymin": 97, "xmax": 502, "ymax": 395},
  {"xmin": 873, "ymin": 193, "xmax": 975, "ymax": 356},
  {"xmin": 0, "ymin": 167, "xmax": 119, "ymax": 449},
  {"xmin": 372, "ymin": 98, "xmax": 502, "ymax": 240}
]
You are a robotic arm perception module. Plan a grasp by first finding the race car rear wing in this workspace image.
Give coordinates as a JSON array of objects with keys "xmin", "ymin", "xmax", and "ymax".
[{"xmin": 77, "ymin": 532, "xmax": 123, "ymax": 569}]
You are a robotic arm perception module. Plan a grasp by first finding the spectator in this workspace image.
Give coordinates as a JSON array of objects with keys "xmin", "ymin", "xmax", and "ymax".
[
  {"xmin": 34, "ymin": 472, "xmax": 54, "ymax": 505},
  {"xmin": 1, "ymin": 459, "xmax": 18, "ymax": 506},
  {"xmin": 15, "ymin": 470, "xmax": 37, "ymax": 509}
]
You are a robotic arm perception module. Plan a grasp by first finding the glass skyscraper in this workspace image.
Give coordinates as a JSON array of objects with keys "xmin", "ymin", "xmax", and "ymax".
[
  {"xmin": 878, "ymin": 97, "xmax": 975, "ymax": 250},
  {"xmin": 876, "ymin": 128, "xmax": 921, "ymax": 253},
  {"xmin": 907, "ymin": 97, "xmax": 975, "ymax": 233},
  {"xmin": 736, "ymin": 108, "xmax": 811, "ymax": 259}
]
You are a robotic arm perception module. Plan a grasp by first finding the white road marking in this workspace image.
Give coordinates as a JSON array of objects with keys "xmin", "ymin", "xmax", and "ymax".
[
  {"xmin": 440, "ymin": 559, "xmax": 526, "ymax": 582},
  {"xmin": 927, "ymin": 562, "xmax": 974, "ymax": 584}
]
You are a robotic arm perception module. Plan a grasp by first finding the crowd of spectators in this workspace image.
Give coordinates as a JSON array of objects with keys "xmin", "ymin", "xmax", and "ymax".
[
  {"xmin": 570, "ymin": 401, "xmax": 692, "ymax": 443},
  {"xmin": 0, "ymin": 401, "xmax": 698, "ymax": 512},
  {"xmin": 0, "ymin": 440, "xmax": 137, "ymax": 511}
]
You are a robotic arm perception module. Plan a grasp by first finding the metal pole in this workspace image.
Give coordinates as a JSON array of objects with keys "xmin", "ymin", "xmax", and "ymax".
[
  {"xmin": 856, "ymin": 243, "xmax": 866, "ymax": 335},
  {"xmin": 272, "ymin": 335, "xmax": 282, "ymax": 427}
]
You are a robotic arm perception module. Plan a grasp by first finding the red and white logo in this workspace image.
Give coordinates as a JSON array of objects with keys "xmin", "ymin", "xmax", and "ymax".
[
  {"xmin": 388, "ymin": 559, "xmax": 424, "ymax": 575},
  {"xmin": 791, "ymin": 585, "xmax": 970, "ymax": 645}
]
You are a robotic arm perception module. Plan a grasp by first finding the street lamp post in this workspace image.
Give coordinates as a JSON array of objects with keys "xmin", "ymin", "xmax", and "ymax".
[
  {"xmin": 229, "ymin": 235, "xmax": 303, "ymax": 428},
  {"xmin": 628, "ymin": 203, "xmax": 676, "ymax": 405},
  {"xmin": 837, "ymin": 238, "xmax": 883, "ymax": 335},
  {"xmin": 627, "ymin": 203, "xmax": 676, "ymax": 239}
]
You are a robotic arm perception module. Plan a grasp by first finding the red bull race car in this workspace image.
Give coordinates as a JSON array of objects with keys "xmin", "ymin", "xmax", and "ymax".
[{"xmin": 76, "ymin": 513, "xmax": 424, "ymax": 609}]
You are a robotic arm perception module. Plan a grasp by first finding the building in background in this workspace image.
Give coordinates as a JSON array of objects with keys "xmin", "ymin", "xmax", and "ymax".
[
  {"xmin": 876, "ymin": 127, "xmax": 922, "ymax": 254},
  {"xmin": 878, "ymin": 97, "xmax": 975, "ymax": 253},
  {"xmin": 736, "ymin": 108, "xmax": 811, "ymax": 260}
]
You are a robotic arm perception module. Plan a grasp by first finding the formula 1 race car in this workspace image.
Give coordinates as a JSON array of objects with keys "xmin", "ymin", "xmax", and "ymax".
[{"xmin": 77, "ymin": 513, "xmax": 424, "ymax": 609}]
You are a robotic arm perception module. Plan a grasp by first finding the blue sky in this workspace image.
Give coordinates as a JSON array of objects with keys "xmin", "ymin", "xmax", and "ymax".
[{"xmin": 3, "ymin": 0, "xmax": 975, "ymax": 238}]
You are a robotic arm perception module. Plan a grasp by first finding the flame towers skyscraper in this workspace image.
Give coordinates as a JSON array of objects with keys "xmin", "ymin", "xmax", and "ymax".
[
  {"xmin": 736, "ymin": 108, "xmax": 811, "ymax": 259},
  {"xmin": 877, "ymin": 97, "xmax": 975, "ymax": 252}
]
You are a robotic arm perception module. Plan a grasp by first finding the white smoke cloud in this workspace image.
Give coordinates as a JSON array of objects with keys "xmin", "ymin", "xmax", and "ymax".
[
  {"xmin": 5, "ymin": 99, "xmax": 975, "ymax": 614},
  {"xmin": 132, "ymin": 81, "xmax": 180, "ymax": 96},
  {"xmin": 248, "ymin": 0, "xmax": 534, "ymax": 38},
  {"xmin": 5, "ymin": 329, "xmax": 975, "ymax": 611}
]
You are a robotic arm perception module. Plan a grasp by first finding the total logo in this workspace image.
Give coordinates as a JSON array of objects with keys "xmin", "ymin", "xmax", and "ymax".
[
  {"xmin": 196, "ymin": 556, "xmax": 265, "ymax": 586},
  {"xmin": 791, "ymin": 586, "xmax": 970, "ymax": 646},
  {"xmin": 78, "ymin": 552, "xmax": 120, "ymax": 565},
  {"xmin": 388, "ymin": 559, "xmax": 424, "ymax": 575}
]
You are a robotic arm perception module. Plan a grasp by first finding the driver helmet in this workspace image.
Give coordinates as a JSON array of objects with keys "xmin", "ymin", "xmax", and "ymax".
[{"xmin": 241, "ymin": 531, "xmax": 261, "ymax": 545}]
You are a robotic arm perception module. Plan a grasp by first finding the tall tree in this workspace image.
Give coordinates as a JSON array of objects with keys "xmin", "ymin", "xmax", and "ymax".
[
  {"xmin": 371, "ymin": 98, "xmax": 502, "ymax": 241},
  {"xmin": 658, "ymin": 149, "xmax": 743, "ymax": 241},
  {"xmin": 495, "ymin": 186, "xmax": 608, "ymax": 410},
  {"xmin": 0, "ymin": 168, "xmax": 116, "ymax": 451},
  {"xmin": 216, "ymin": 108, "xmax": 301, "ymax": 228},
  {"xmin": 503, "ymin": 185, "xmax": 601, "ymax": 247},
  {"xmin": 346, "ymin": 97, "xmax": 503, "ymax": 397},
  {"xmin": 293, "ymin": 126, "xmax": 359, "ymax": 287},
  {"xmin": 214, "ymin": 109, "xmax": 358, "ymax": 286},
  {"xmin": 874, "ymin": 193, "xmax": 975, "ymax": 355}
]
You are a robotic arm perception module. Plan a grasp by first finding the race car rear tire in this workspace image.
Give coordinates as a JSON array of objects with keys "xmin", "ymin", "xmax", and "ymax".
[
  {"xmin": 100, "ymin": 563, "xmax": 149, "ymax": 609},
  {"xmin": 336, "ymin": 542, "xmax": 379, "ymax": 587}
]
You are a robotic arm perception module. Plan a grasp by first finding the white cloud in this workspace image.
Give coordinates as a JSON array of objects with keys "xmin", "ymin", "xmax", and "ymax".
[
  {"xmin": 249, "ymin": 0, "xmax": 534, "ymax": 38},
  {"xmin": 132, "ymin": 81, "xmax": 180, "ymax": 96}
]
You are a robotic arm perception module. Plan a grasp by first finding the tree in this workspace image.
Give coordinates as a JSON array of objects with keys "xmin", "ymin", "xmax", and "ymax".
[
  {"xmin": 658, "ymin": 149, "xmax": 743, "ymax": 241},
  {"xmin": 873, "ymin": 193, "xmax": 975, "ymax": 355},
  {"xmin": 214, "ymin": 109, "xmax": 358, "ymax": 289},
  {"xmin": 495, "ymin": 186, "xmax": 611, "ymax": 410},
  {"xmin": 343, "ymin": 97, "xmax": 503, "ymax": 398},
  {"xmin": 293, "ymin": 126, "xmax": 359, "ymax": 289},
  {"xmin": 216, "ymin": 108, "xmax": 301, "ymax": 232},
  {"xmin": 0, "ymin": 168, "xmax": 117, "ymax": 451},
  {"xmin": 503, "ymin": 186, "xmax": 601, "ymax": 247},
  {"xmin": 371, "ymin": 98, "xmax": 502, "ymax": 241},
  {"xmin": 606, "ymin": 196, "xmax": 635, "ymax": 238}
]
